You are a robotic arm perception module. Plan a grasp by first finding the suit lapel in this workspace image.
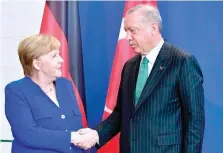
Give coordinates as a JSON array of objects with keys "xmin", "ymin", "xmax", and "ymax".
[
  {"xmin": 135, "ymin": 42, "xmax": 172, "ymax": 111},
  {"xmin": 128, "ymin": 55, "xmax": 141, "ymax": 115}
]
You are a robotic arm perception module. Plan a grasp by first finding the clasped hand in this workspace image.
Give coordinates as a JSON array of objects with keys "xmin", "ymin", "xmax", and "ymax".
[{"xmin": 71, "ymin": 128, "xmax": 99, "ymax": 150}]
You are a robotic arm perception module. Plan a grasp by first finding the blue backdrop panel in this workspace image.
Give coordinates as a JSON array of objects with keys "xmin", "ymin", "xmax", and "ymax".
[{"xmin": 79, "ymin": 1, "xmax": 125, "ymax": 128}]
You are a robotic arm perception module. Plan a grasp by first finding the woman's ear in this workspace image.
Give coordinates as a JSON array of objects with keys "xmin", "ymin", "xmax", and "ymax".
[{"xmin": 33, "ymin": 59, "xmax": 40, "ymax": 71}]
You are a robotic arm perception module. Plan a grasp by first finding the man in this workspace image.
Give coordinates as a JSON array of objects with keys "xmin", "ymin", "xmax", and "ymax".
[{"xmin": 74, "ymin": 4, "xmax": 205, "ymax": 153}]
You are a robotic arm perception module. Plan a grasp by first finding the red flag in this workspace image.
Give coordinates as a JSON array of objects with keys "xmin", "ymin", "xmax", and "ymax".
[{"xmin": 99, "ymin": 1, "xmax": 157, "ymax": 153}]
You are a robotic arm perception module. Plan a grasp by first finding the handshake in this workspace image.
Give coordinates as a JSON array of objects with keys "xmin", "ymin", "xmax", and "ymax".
[{"xmin": 71, "ymin": 128, "xmax": 99, "ymax": 150}]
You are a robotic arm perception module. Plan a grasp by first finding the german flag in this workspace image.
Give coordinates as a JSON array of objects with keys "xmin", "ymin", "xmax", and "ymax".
[{"xmin": 40, "ymin": 1, "xmax": 87, "ymax": 128}]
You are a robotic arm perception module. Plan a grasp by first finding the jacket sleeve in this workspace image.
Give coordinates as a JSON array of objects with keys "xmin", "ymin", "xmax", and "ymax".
[
  {"xmin": 5, "ymin": 84, "xmax": 72, "ymax": 153},
  {"xmin": 178, "ymin": 54, "xmax": 205, "ymax": 153}
]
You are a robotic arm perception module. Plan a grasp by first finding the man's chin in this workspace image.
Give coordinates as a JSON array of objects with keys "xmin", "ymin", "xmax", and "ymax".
[{"xmin": 133, "ymin": 49, "xmax": 142, "ymax": 55}]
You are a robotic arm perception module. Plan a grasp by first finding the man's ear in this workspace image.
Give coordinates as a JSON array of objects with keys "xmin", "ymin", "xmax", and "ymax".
[{"xmin": 151, "ymin": 22, "xmax": 159, "ymax": 36}]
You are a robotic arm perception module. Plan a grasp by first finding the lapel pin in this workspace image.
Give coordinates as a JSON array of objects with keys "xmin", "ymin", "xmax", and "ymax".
[{"xmin": 160, "ymin": 66, "xmax": 165, "ymax": 70}]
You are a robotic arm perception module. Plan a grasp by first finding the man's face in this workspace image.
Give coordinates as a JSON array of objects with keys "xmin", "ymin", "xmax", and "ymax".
[{"xmin": 124, "ymin": 11, "xmax": 154, "ymax": 54}]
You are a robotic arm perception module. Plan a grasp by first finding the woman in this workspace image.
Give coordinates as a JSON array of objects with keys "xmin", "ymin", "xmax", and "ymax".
[{"xmin": 5, "ymin": 35, "xmax": 89, "ymax": 153}]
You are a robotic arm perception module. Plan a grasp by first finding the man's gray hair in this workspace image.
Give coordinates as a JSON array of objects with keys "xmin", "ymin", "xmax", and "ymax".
[{"xmin": 126, "ymin": 4, "xmax": 162, "ymax": 32}]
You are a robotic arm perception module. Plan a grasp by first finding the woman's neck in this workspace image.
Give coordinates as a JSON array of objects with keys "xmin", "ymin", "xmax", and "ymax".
[{"xmin": 30, "ymin": 73, "xmax": 55, "ymax": 92}]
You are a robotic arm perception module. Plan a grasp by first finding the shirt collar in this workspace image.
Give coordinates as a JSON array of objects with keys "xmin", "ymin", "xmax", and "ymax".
[{"xmin": 142, "ymin": 38, "xmax": 164, "ymax": 65}]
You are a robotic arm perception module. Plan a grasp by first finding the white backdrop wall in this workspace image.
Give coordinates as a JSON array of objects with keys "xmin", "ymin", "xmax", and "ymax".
[{"xmin": 0, "ymin": 1, "xmax": 45, "ymax": 152}]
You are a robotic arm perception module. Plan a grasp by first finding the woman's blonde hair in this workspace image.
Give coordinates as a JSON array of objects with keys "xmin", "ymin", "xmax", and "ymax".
[{"xmin": 18, "ymin": 34, "xmax": 61, "ymax": 76}]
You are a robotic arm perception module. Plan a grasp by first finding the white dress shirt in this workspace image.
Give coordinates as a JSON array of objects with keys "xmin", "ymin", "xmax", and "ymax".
[{"xmin": 141, "ymin": 38, "xmax": 164, "ymax": 77}]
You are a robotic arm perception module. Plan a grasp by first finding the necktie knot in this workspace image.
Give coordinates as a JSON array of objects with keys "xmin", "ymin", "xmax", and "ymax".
[{"xmin": 142, "ymin": 57, "xmax": 149, "ymax": 64}]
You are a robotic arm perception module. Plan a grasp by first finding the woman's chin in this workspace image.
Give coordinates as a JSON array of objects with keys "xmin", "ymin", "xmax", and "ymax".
[{"xmin": 55, "ymin": 71, "xmax": 62, "ymax": 77}]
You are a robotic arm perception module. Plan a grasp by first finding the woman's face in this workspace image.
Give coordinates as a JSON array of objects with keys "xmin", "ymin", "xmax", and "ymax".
[{"xmin": 34, "ymin": 49, "xmax": 64, "ymax": 79}]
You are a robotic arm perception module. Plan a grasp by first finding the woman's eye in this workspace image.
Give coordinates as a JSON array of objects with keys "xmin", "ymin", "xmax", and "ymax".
[{"xmin": 131, "ymin": 29, "xmax": 137, "ymax": 33}]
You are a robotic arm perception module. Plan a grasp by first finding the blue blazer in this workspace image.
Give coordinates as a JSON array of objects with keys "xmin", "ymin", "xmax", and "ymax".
[{"xmin": 5, "ymin": 76, "xmax": 87, "ymax": 153}]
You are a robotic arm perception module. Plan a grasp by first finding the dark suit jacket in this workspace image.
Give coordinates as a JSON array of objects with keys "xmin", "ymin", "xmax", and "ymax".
[
  {"xmin": 96, "ymin": 42, "xmax": 205, "ymax": 153},
  {"xmin": 5, "ymin": 77, "xmax": 87, "ymax": 153}
]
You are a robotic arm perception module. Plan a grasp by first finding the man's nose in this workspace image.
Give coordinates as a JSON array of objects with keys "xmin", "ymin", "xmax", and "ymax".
[{"xmin": 126, "ymin": 31, "xmax": 132, "ymax": 41}]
